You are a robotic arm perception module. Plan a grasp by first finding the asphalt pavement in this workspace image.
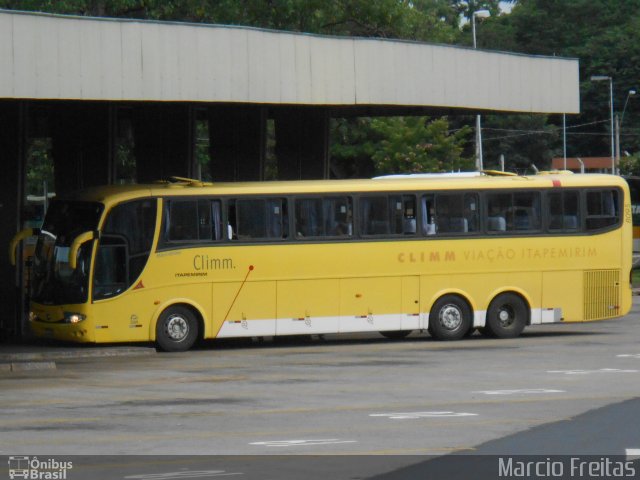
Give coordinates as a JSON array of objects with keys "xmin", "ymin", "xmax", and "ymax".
[{"xmin": 1, "ymin": 296, "xmax": 640, "ymax": 479}]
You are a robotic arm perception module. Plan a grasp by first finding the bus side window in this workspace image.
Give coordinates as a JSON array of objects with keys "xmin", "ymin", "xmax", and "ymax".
[
  {"xmin": 235, "ymin": 199, "xmax": 266, "ymax": 239},
  {"xmin": 295, "ymin": 198, "xmax": 321, "ymax": 237},
  {"xmin": 422, "ymin": 195, "xmax": 436, "ymax": 235},
  {"xmin": 548, "ymin": 191, "xmax": 579, "ymax": 231},
  {"xmin": 165, "ymin": 199, "xmax": 221, "ymax": 242},
  {"xmin": 295, "ymin": 197, "xmax": 352, "ymax": 238},
  {"xmin": 402, "ymin": 196, "xmax": 417, "ymax": 234},
  {"xmin": 434, "ymin": 193, "xmax": 476, "ymax": 234},
  {"xmin": 266, "ymin": 199, "xmax": 288, "ymax": 239},
  {"xmin": 326, "ymin": 198, "xmax": 352, "ymax": 236},
  {"xmin": 230, "ymin": 198, "xmax": 288, "ymax": 241},
  {"xmin": 586, "ymin": 189, "xmax": 619, "ymax": 231},
  {"xmin": 360, "ymin": 194, "xmax": 415, "ymax": 236},
  {"xmin": 513, "ymin": 191, "xmax": 541, "ymax": 231},
  {"xmin": 227, "ymin": 201, "xmax": 237, "ymax": 239},
  {"xmin": 486, "ymin": 191, "xmax": 540, "ymax": 233},
  {"xmin": 212, "ymin": 201, "xmax": 222, "ymax": 240},
  {"xmin": 464, "ymin": 194, "xmax": 479, "ymax": 232},
  {"xmin": 361, "ymin": 195, "xmax": 390, "ymax": 235},
  {"xmin": 487, "ymin": 193, "xmax": 509, "ymax": 232}
]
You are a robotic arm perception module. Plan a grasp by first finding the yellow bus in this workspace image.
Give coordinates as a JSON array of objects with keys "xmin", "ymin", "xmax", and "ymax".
[{"xmin": 10, "ymin": 172, "xmax": 633, "ymax": 351}]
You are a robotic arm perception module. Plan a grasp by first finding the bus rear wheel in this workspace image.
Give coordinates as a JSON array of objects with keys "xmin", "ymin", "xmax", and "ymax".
[
  {"xmin": 485, "ymin": 293, "xmax": 527, "ymax": 339},
  {"xmin": 156, "ymin": 306, "xmax": 199, "ymax": 352},
  {"xmin": 429, "ymin": 295, "xmax": 472, "ymax": 341}
]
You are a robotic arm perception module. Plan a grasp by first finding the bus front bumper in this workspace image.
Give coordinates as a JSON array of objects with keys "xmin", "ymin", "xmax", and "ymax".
[{"xmin": 29, "ymin": 308, "xmax": 95, "ymax": 343}]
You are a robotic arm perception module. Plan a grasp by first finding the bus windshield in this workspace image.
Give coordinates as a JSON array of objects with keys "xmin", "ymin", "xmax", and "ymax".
[{"xmin": 31, "ymin": 200, "xmax": 104, "ymax": 305}]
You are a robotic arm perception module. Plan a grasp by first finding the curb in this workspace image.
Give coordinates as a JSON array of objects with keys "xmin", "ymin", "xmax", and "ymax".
[
  {"xmin": 0, "ymin": 346, "xmax": 157, "ymax": 363},
  {"xmin": 1, "ymin": 361, "xmax": 57, "ymax": 372}
]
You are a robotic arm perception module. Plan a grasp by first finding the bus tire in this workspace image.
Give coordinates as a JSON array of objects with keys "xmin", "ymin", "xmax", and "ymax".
[
  {"xmin": 155, "ymin": 306, "xmax": 199, "ymax": 352},
  {"xmin": 380, "ymin": 330, "xmax": 411, "ymax": 340},
  {"xmin": 485, "ymin": 293, "xmax": 527, "ymax": 339},
  {"xmin": 429, "ymin": 295, "xmax": 472, "ymax": 341}
]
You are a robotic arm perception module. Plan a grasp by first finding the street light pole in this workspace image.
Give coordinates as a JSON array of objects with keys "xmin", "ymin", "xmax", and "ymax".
[
  {"xmin": 472, "ymin": 9, "xmax": 490, "ymax": 171},
  {"xmin": 590, "ymin": 75, "xmax": 615, "ymax": 173},
  {"xmin": 620, "ymin": 89, "xmax": 636, "ymax": 126},
  {"xmin": 618, "ymin": 90, "xmax": 637, "ymax": 171}
]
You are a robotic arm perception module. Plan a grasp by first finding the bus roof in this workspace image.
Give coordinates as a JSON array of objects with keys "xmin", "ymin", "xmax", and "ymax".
[{"xmin": 65, "ymin": 173, "xmax": 627, "ymax": 206}]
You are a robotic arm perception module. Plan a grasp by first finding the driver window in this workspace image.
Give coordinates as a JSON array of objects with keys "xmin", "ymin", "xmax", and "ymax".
[{"xmin": 93, "ymin": 199, "xmax": 157, "ymax": 300}]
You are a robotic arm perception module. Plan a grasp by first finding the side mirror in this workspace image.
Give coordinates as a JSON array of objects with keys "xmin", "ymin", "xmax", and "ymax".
[
  {"xmin": 69, "ymin": 231, "xmax": 100, "ymax": 269},
  {"xmin": 9, "ymin": 228, "xmax": 40, "ymax": 266}
]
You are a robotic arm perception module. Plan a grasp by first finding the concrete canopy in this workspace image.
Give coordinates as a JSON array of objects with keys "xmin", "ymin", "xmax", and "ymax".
[{"xmin": 0, "ymin": 9, "xmax": 579, "ymax": 114}]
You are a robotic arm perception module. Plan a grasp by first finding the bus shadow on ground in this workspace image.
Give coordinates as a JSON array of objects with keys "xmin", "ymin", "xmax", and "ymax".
[{"xmin": 191, "ymin": 328, "xmax": 607, "ymax": 352}]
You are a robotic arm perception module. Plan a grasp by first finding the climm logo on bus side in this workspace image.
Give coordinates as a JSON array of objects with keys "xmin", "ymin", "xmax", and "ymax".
[
  {"xmin": 193, "ymin": 255, "xmax": 235, "ymax": 271},
  {"xmin": 398, "ymin": 251, "xmax": 456, "ymax": 263},
  {"xmin": 174, "ymin": 255, "xmax": 235, "ymax": 278}
]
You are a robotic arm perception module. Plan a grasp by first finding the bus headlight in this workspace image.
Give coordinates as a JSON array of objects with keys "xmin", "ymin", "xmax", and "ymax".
[{"xmin": 63, "ymin": 312, "xmax": 86, "ymax": 324}]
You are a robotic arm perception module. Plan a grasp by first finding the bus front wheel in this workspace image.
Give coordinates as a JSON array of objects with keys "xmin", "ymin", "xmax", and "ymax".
[
  {"xmin": 485, "ymin": 293, "xmax": 527, "ymax": 339},
  {"xmin": 156, "ymin": 306, "xmax": 199, "ymax": 352},
  {"xmin": 429, "ymin": 295, "xmax": 472, "ymax": 341}
]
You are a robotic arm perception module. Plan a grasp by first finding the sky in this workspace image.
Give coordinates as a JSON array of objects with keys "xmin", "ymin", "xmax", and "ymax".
[{"xmin": 499, "ymin": 1, "xmax": 514, "ymax": 14}]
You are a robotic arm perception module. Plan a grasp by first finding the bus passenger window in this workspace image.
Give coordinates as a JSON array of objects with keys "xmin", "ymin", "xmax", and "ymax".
[
  {"xmin": 229, "ymin": 198, "xmax": 288, "ymax": 240},
  {"xmin": 361, "ymin": 195, "xmax": 415, "ymax": 236},
  {"xmin": 421, "ymin": 195, "xmax": 436, "ymax": 235},
  {"xmin": 327, "ymin": 199, "xmax": 352, "ymax": 236},
  {"xmin": 513, "ymin": 192, "xmax": 541, "ymax": 231},
  {"xmin": 166, "ymin": 199, "xmax": 221, "ymax": 242},
  {"xmin": 168, "ymin": 202, "xmax": 199, "ymax": 240},
  {"xmin": 432, "ymin": 193, "xmax": 477, "ymax": 234},
  {"xmin": 361, "ymin": 196, "xmax": 390, "ymax": 235},
  {"xmin": 402, "ymin": 196, "xmax": 417, "ymax": 234},
  {"xmin": 487, "ymin": 192, "xmax": 540, "ymax": 233},
  {"xmin": 295, "ymin": 197, "xmax": 352, "ymax": 238},
  {"xmin": 295, "ymin": 198, "xmax": 322, "ymax": 237},
  {"xmin": 487, "ymin": 193, "xmax": 509, "ymax": 232},
  {"xmin": 548, "ymin": 191, "xmax": 579, "ymax": 231},
  {"xmin": 586, "ymin": 189, "xmax": 619, "ymax": 231}
]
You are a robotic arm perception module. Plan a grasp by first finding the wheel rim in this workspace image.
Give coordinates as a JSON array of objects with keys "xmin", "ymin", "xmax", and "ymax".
[
  {"xmin": 165, "ymin": 314, "xmax": 189, "ymax": 341},
  {"xmin": 496, "ymin": 305, "xmax": 515, "ymax": 328},
  {"xmin": 439, "ymin": 304, "xmax": 463, "ymax": 331}
]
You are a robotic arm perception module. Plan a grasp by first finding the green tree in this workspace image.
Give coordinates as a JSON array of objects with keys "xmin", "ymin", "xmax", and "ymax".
[
  {"xmin": 0, "ymin": 0, "xmax": 460, "ymax": 42},
  {"xmin": 620, "ymin": 154, "xmax": 640, "ymax": 176},
  {"xmin": 25, "ymin": 138, "xmax": 54, "ymax": 196},
  {"xmin": 478, "ymin": 0, "xmax": 640, "ymax": 161},
  {"xmin": 330, "ymin": 117, "xmax": 379, "ymax": 178},
  {"xmin": 332, "ymin": 116, "xmax": 472, "ymax": 176}
]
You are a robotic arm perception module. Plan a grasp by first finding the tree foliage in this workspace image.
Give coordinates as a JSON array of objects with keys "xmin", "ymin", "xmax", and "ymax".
[
  {"xmin": 370, "ymin": 117, "xmax": 473, "ymax": 175},
  {"xmin": 25, "ymin": 138, "xmax": 54, "ymax": 196},
  {"xmin": 620, "ymin": 154, "xmax": 640, "ymax": 177},
  {"xmin": 331, "ymin": 117, "xmax": 472, "ymax": 177},
  {"xmin": 0, "ymin": 0, "xmax": 459, "ymax": 42},
  {"xmin": 478, "ymin": 0, "xmax": 640, "ymax": 162}
]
